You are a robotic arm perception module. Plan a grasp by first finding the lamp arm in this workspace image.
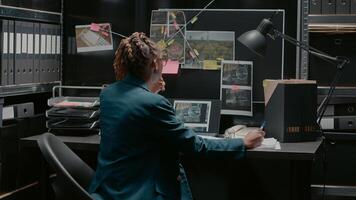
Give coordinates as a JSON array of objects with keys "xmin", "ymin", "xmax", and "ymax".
[
  {"xmin": 272, "ymin": 29, "xmax": 342, "ymax": 66},
  {"xmin": 271, "ymin": 29, "xmax": 350, "ymax": 126}
]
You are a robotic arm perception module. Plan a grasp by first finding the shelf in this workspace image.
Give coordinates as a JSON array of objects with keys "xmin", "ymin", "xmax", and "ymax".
[
  {"xmin": 0, "ymin": 82, "xmax": 61, "ymax": 98},
  {"xmin": 318, "ymin": 86, "xmax": 356, "ymax": 97},
  {"xmin": 309, "ymin": 15, "xmax": 356, "ymax": 33},
  {"xmin": 309, "ymin": 14, "xmax": 356, "ymax": 24},
  {"xmin": 0, "ymin": 5, "xmax": 61, "ymax": 23}
]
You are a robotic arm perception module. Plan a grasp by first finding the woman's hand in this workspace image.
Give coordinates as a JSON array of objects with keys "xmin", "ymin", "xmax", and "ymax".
[
  {"xmin": 150, "ymin": 77, "xmax": 166, "ymax": 93},
  {"xmin": 243, "ymin": 129, "xmax": 265, "ymax": 149}
]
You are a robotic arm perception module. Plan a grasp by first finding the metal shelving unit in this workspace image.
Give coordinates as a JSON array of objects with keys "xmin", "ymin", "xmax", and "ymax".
[
  {"xmin": 0, "ymin": 4, "xmax": 61, "ymax": 23},
  {"xmin": 0, "ymin": 82, "xmax": 61, "ymax": 98},
  {"xmin": 0, "ymin": 5, "xmax": 63, "ymax": 98},
  {"xmin": 309, "ymin": 15, "xmax": 356, "ymax": 33}
]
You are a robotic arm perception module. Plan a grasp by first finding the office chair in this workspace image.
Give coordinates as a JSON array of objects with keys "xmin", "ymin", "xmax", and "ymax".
[{"xmin": 38, "ymin": 133, "xmax": 95, "ymax": 200}]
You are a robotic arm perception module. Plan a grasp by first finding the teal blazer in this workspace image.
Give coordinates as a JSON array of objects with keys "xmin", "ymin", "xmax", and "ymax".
[{"xmin": 88, "ymin": 74, "xmax": 245, "ymax": 200}]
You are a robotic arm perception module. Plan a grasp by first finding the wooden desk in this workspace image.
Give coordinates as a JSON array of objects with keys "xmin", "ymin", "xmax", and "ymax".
[{"xmin": 20, "ymin": 134, "xmax": 322, "ymax": 200}]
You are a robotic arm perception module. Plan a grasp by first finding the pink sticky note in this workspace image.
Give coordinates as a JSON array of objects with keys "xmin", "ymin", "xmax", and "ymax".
[
  {"xmin": 189, "ymin": 51, "xmax": 196, "ymax": 58},
  {"xmin": 162, "ymin": 60, "xmax": 179, "ymax": 74},
  {"xmin": 90, "ymin": 23, "xmax": 100, "ymax": 32}
]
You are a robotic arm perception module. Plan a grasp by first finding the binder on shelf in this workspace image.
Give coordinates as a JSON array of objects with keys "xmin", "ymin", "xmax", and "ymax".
[
  {"xmin": 55, "ymin": 24, "xmax": 61, "ymax": 81},
  {"xmin": 33, "ymin": 23, "xmax": 40, "ymax": 83},
  {"xmin": 39, "ymin": 23, "xmax": 48, "ymax": 83},
  {"xmin": 46, "ymin": 24, "xmax": 53, "ymax": 82},
  {"xmin": 322, "ymin": 0, "xmax": 337, "ymax": 14},
  {"xmin": 310, "ymin": 0, "xmax": 322, "ymax": 14},
  {"xmin": 336, "ymin": 0, "xmax": 351, "ymax": 14},
  {"xmin": 351, "ymin": 0, "xmax": 356, "ymax": 13},
  {"xmin": 14, "ymin": 21, "xmax": 23, "ymax": 84},
  {"xmin": 22, "ymin": 22, "xmax": 34, "ymax": 84},
  {"xmin": 1, "ymin": 20, "xmax": 9, "ymax": 86},
  {"xmin": 50, "ymin": 24, "xmax": 56, "ymax": 82},
  {"xmin": 8, "ymin": 20, "xmax": 14, "ymax": 85},
  {"xmin": 28, "ymin": 22, "xmax": 35, "ymax": 83},
  {"xmin": 21, "ymin": 21, "xmax": 28, "ymax": 83},
  {"xmin": 27, "ymin": 22, "xmax": 34, "ymax": 83}
]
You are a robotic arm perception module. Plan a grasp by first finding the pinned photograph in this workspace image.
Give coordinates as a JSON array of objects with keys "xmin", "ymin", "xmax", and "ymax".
[
  {"xmin": 182, "ymin": 31, "xmax": 235, "ymax": 70},
  {"xmin": 220, "ymin": 60, "xmax": 253, "ymax": 116},
  {"xmin": 75, "ymin": 23, "xmax": 113, "ymax": 53},
  {"xmin": 173, "ymin": 100, "xmax": 211, "ymax": 132},
  {"xmin": 221, "ymin": 89, "xmax": 252, "ymax": 115},
  {"xmin": 222, "ymin": 61, "xmax": 252, "ymax": 86}
]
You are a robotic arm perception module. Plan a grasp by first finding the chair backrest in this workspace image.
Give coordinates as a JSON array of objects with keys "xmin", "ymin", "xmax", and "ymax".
[{"xmin": 38, "ymin": 133, "xmax": 94, "ymax": 200}]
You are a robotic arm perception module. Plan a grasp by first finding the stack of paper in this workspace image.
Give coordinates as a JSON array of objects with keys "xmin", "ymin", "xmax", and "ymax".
[
  {"xmin": 256, "ymin": 138, "xmax": 281, "ymax": 150},
  {"xmin": 199, "ymin": 135, "xmax": 281, "ymax": 150}
]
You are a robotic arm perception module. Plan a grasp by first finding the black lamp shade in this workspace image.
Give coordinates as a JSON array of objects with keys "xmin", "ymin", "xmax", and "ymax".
[{"xmin": 237, "ymin": 29, "xmax": 267, "ymax": 57}]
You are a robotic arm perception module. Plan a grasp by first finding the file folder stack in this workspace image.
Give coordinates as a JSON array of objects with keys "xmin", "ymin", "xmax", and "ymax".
[
  {"xmin": 1, "ymin": 19, "xmax": 61, "ymax": 86},
  {"xmin": 46, "ymin": 95, "xmax": 101, "ymax": 136}
]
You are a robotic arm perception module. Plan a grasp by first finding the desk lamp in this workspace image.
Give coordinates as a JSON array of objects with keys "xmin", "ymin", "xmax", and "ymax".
[{"xmin": 237, "ymin": 17, "xmax": 350, "ymax": 126}]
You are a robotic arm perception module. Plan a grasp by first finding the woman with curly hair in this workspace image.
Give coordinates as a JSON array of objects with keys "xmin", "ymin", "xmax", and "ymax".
[{"xmin": 88, "ymin": 32, "xmax": 264, "ymax": 200}]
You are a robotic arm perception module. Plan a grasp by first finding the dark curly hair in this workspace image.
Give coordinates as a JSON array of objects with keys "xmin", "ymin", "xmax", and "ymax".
[{"xmin": 113, "ymin": 32, "xmax": 160, "ymax": 80}]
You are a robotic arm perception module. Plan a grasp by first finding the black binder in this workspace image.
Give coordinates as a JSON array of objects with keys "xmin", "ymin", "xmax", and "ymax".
[
  {"xmin": 8, "ymin": 20, "xmax": 14, "ymax": 85},
  {"xmin": 350, "ymin": 0, "xmax": 356, "ymax": 13},
  {"xmin": 39, "ymin": 23, "xmax": 48, "ymax": 83},
  {"xmin": 55, "ymin": 24, "xmax": 61, "ymax": 81},
  {"xmin": 1, "ymin": 20, "xmax": 9, "ymax": 86},
  {"xmin": 322, "ymin": 0, "xmax": 337, "ymax": 14},
  {"xmin": 22, "ymin": 22, "xmax": 34, "ymax": 84},
  {"xmin": 28, "ymin": 22, "xmax": 35, "ymax": 83},
  {"xmin": 50, "ymin": 24, "xmax": 56, "ymax": 82},
  {"xmin": 14, "ymin": 21, "xmax": 22, "ymax": 84},
  {"xmin": 336, "ymin": 0, "xmax": 351, "ymax": 14},
  {"xmin": 46, "ymin": 24, "xmax": 53, "ymax": 82},
  {"xmin": 33, "ymin": 23, "xmax": 40, "ymax": 83},
  {"xmin": 310, "ymin": 0, "xmax": 322, "ymax": 14}
]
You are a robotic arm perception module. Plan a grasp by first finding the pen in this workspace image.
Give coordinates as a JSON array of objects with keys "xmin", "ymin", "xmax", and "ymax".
[{"xmin": 260, "ymin": 121, "xmax": 266, "ymax": 130}]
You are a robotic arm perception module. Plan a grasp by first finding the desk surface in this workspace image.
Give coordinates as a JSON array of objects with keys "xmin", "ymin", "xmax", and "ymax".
[{"xmin": 20, "ymin": 133, "xmax": 322, "ymax": 161}]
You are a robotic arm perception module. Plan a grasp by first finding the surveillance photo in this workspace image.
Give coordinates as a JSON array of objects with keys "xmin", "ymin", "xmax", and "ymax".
[
  {"xmin": 221, "ymin": 88, "xmax": 252, "ymax": 115},
  {"xmin": 222, "ymin": 62, "xmax": 252, "ymax": 86}
]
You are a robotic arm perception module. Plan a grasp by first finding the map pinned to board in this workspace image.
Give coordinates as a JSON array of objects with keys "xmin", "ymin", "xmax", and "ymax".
[
  {"xmin": 75, "ymin": 23, "xmax": 113, "ymax": 53},
  {"xmin": 150, "ymin": 10, "xmax": 186, "ymax": 64},
  {"xmin": 182, "ymin": 31, "xmax": 235, "ymax": 70}
]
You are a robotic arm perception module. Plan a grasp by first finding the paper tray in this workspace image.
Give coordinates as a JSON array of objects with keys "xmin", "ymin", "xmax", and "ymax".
[
  {"xmin": 48, "ymin": 97, "xmax": 100, "ymax": 108},
  {"xmin": 46, "ymin": 118, "xmax": 99, "ymax": 130},
  {"xmin": 46, "ymin": 107, "xmax": 100, "ymax": 119}
]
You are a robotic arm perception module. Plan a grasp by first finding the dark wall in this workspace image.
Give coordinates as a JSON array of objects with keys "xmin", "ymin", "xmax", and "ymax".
[
  {"xmin": 63, "ymin": 0, "xmax": 135, "ymax": 86},
  {"xmin": 1, "ymin": 0, "xmax": 61, "ymax": 13},
  {"xmin": 63, "ymin": 0, "xmax": 300, "ymax": 87}
]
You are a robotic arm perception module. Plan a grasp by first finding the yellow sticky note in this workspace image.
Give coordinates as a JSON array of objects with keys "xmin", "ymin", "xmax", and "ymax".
[
  {"xmin": 170, "ymin": 12, "xmax": 177, "ymax": 19},
  {"xmin": 193, "ymin": 49, "xmax": 199, "ymax": 56},
  {"xmin": 203, "ymin": 60, "xmax": 220, "ymax": 70},
  {"xmin": 191, "ymin": 16, "xmax": 198, "ymax": 24},
  {"xmin": 157, "ymin": 40, "xmax": 167, "ymax": 50},
  {"xmin": 167, "ymin": 39, "xmax": 175, "ymax": 46}
]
